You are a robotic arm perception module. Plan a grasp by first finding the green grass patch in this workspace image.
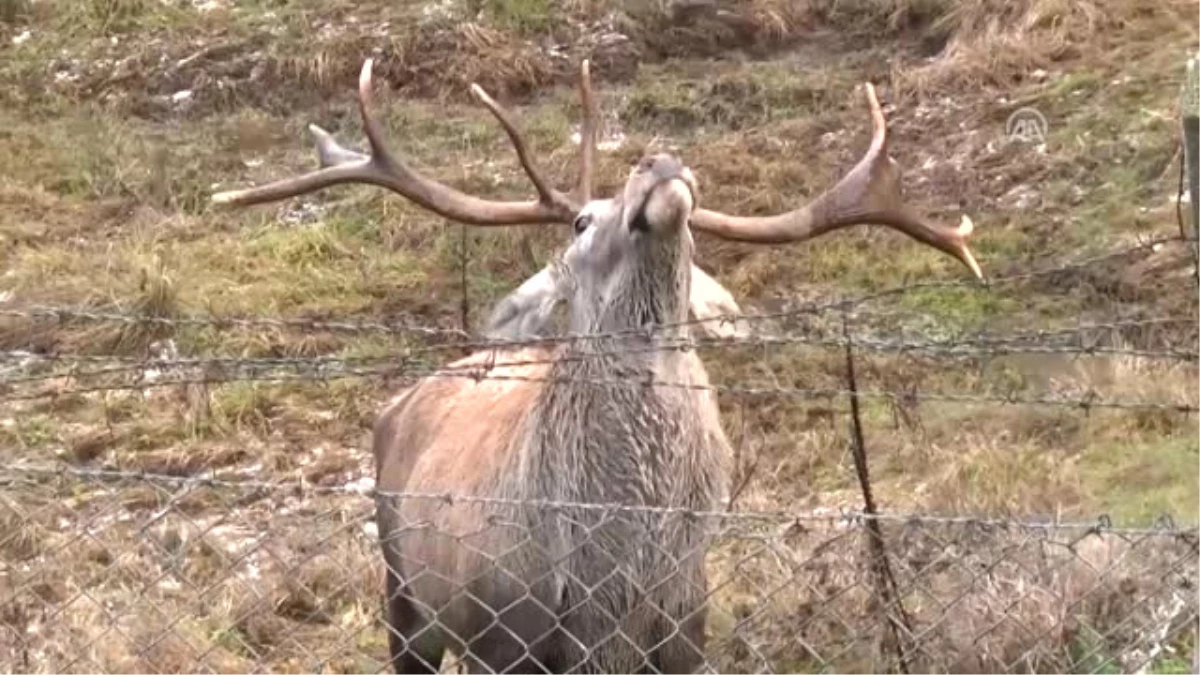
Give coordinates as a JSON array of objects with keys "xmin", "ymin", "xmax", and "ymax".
[
  {"xmin": 1080, "ymin": 435, "xmax": 1199, "ymax": 525},
  {"xmin": 472, "ymin": 0, "xmax": 555, "ymax": 35},
  {"xmin": 1, "ymin": 414, "xmax": 58, "ymax": 451},
  {"xmin": 894, "ymin": 286, "xmax": 1022, "ymax": 333}
]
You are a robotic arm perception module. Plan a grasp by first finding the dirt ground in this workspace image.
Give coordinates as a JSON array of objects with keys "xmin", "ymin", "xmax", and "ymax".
[{"xmin": 0, "ymin": 0, "xmax": 1198, "ymax": 672}]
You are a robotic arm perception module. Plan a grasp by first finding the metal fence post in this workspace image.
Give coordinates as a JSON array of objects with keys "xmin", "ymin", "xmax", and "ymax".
[
  {"xmin": 1182, "ymin": 54, "xmax": 1199, "ymax": 260},
  {"xmin": 1180, "ymin": 52, "xmax": 1200, "ymax": 667}
]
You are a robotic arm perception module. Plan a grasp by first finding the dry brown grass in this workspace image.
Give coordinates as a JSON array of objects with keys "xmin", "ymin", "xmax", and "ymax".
[
  {"xmin": 705, "ymin": 516, "xmax": 1198, "ymax": 673},
  {"xmin": 3, "ymin": 477, "xmax": 1193, "ymax": 674},
  {"xmin": 892, "ymin": 0, "xmax": 1199, "ymax": 96},
  {"xmin": 0, "ymin": 478, "xmax": 387, "ymax": 674},
  {"xmin": 23, "ymin": 0, "xmax": 1192, "ymax": 117}
]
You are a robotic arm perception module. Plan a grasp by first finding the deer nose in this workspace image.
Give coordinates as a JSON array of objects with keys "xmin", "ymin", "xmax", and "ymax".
[
  {"xmin": 643, "ymin": 154, "xmax": 682, "ymax": 181},
  {"xmin": 625, "ymin": 158, "xmax": 698, "ymax": 233},
  {"xmin": 643, "ymin": 155, "xmax": 697, "ymax": 205}
]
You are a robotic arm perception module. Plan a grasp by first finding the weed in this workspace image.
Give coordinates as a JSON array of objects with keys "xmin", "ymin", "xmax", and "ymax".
[
  {"xmin": 85, "ymin": 0, "xmax": 146, "ymax": 34},
  {"xmin": 2, "ymin": 414, "xmax": 57, "ymax": 451},
  {"xmin": 213, "ymin": 382, "xmax": 277, "ymax": 434},
  {"xmin": 0, "ymin": 505, "xmax": 41, "ymax": 560}
]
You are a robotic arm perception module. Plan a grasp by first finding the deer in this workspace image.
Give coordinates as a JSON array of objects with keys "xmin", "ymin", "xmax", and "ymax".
[{"xmin": 212, "ymin": 58, "xmax": 982, "ymax": 674}]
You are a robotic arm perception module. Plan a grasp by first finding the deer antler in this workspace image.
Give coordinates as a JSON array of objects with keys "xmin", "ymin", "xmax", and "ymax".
[
  {"xmin": 212, "ymin": 59, "xmax": 597, "ymax": 226},
  {"xmin": 689, "ymin": 83, "xmax": 982, "ymax": 279},
  {"xmin": 572, "ymin": 59, "xmax": 599, "ymax": 204}
]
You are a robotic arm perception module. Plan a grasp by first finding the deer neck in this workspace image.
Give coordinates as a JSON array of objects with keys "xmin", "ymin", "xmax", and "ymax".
[
  {"xmin": 513, "ymin": 233, "xmax": 725, "ymax": 510},
  {"xmin": 593, "ymin": 235, "xmax": 692, "ymax": 345},
  {"xmin": 520, "ymin": 241, "xmax": 720, "ymax": 510}
]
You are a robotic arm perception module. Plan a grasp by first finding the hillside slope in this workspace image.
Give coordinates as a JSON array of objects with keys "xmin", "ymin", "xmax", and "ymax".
[{"xmin": 1, "ymin": 1, "xmax": 1198, "ymax": 672}]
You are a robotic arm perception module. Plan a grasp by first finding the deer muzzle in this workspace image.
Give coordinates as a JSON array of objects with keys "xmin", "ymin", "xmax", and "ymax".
[{"xmin": 626, "ymin": 155, "xmax": 699, "ymax": 233}]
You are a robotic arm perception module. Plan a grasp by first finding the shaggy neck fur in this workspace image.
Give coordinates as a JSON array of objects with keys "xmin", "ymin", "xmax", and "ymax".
[
  {"xmin": 597, "ymin": 233, "xmax": 693, "ymax": 338},
  {"xmin": 504, "ymin": 202, "xmax": 730, "ymax": 672},
  {"xmin": 516, "ymin": 223, "xmax": 717, "ymax": 509}
]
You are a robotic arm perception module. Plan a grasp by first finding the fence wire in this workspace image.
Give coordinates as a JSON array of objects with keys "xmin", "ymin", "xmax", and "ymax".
[
  {"xmin": 0, "ymin": 467, "xmax": 1195, "ymax": 675},
  {"xmin": 1, "ymin": 234, "xmax": 1191, "ymax": 348},
  {"xmin": 0, "ymin": 234, "xmax": 1194, "ymax": 410},
  {"xmin": 2, "ymin": 343, "xmax": 1200, "ymax": 413},
  {"xmin": 1, "ymin": 321, "xmax": 1196, "ymax": 411},
  {"xmin": 3, "ymin": 315, "xmax": 1198, "ymax": 369}
]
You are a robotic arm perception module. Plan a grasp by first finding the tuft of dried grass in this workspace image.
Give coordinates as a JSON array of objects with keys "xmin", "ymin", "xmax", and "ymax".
[
  {"xmin": 611, "ymin": 0, "xmax": 810, "ymax": 60},
  {"xmin": 385, "ymin": 22, "xmax": 558, "ymax": 102},
  {"xmin": 0, "ymin": 0, "xmax": 31, "ymax": 25},
  {"xmin": 56, "ymin": 258, "xmax": 180, "ymax": 357},
  {"xmin": 891, "ymin": 0, "xmax": 1199, "ymax": 96},
  {"xmin": 0, "ymin": 503, "xmax": 41, "ymax": 561}
]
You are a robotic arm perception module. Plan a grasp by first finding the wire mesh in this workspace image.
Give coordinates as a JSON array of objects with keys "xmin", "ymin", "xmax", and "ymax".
[
  {"xmin": 0, "ymin": 468, "xmax": 1195, "ymax": 674},
  {"xmin": 0, "ymin": 234, "xmax": 1197, "ymax": 674}
]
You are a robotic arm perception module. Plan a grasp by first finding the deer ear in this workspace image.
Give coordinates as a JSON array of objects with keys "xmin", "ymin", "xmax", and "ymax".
[
  {"xmin": 484, "ymin": 264, "xmax": 566, "ymax": 340},
  {"xmin": 689, "ymin": 264, "xmax": 749, "ymax": 340}
]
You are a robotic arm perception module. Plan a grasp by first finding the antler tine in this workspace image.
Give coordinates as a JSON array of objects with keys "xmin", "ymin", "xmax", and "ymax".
[
  {"xmin": 689, "ymin": 82, "xmax": 983, "ymax": 280},
  {"xmin": 573, "ymin": 59, "xmax": 598, "ymax": 203},
  {"xmin": 309, "ymin": 124, "xmax": 368, "ymax": 167},
  {"xmin": 212, "ymin": 59, "xmax": 578, "ymax": 226},
  {"xmin": 470, "ymin": 59, "xmax": 597, "ymax": 208},
  {"xmin": 469, "ymin": 83, "xmax": 573, "ymax": 214}
]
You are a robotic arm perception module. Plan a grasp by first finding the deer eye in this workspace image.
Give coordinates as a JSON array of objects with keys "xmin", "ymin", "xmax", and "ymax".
[{"xmin": 573, "ymin": 213, "xmax": 592, "ymax": 235}]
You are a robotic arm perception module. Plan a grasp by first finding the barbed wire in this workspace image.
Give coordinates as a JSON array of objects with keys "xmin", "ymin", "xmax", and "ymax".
[
  {"xmin": 1, "ymin": 234, "xmax": 1190, "ymax": 349},
  {"xmin": 2, "ymin": 314, "xmax": 1196, "ymax": 370},
  {"xmin": 5, "ymin": 463, "xmax": 1195, "ymax": 535},
  {"xmin": 1, "ymin": 359, "xmax": 1195, "ymax": 412},
  {"xmin": 0, "ymin": 305, "xmax": 470, "ymax": 339},
  {"xmin": 7, "ymin": 309, "xmax": 1200, "ymax": 389}
]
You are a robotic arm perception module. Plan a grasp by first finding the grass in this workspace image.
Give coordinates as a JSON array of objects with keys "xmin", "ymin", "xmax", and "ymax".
[{"xmin": 0, "ymin": 0, "xmax": 1197, "ymax": 672}]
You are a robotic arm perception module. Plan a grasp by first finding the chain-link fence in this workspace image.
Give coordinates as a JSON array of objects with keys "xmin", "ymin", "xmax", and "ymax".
[
  {"xmin": 1, "ymin": 233, "xmax": 1197, "ymax": 674},
  {"xmin": 1, "ymin": 467, "xmax": 1196, "ymax": 674}
]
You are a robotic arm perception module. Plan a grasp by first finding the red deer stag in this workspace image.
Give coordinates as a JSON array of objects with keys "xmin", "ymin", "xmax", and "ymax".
[{"xmin": 212, "ymin": 58, "xmax": 982, "ymax": 674}]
